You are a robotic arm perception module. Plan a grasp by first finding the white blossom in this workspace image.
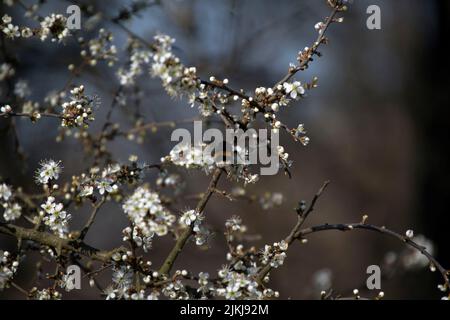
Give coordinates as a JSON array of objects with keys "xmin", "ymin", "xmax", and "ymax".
[
  {"xmin": 30, "ymin": 288, "xmax": 61, "ymax": 300},
  {"xmin": 283, "ymin": 81, "xmax": 305, "ymax": 99},
  {"xmin": 3, "ymin": 202, "xmax": 21, "ymax": 221},
  {"xmin": 0, "ymin": 183, "xmax": 12, "ymax": 201},
  {"xmin": 122, "ymin": 186, "xmax": 175, "ymax": 238},
  {"xmin": 112, "ymin": 266, "xmax": 133, "ymax": 292},
  {"xmin": 2, "ymin": 14, "xmax": 12, "ymax": 24},
  {"xmin": 14, "ymin": 80, "xmax": 31, "ymax": 98},
  {"xmin": 260, "ymin": 192, "xmax": 284, "ymax": 210},
  {"xmin": 0, "ymin": 63, "xmax": 15, "ymax": 80},
  {"xmin": 179, "ymin": 209, "xmax": 200, "ymax": 227},
  {"xmin": 41, "ymin": 196, "xmax": 71, "ymax": 237},
  {"xmin": 117, "ymin": 41, "xmax": 151, "ymax": 86},
  {"xmin": 79, "ymin": 185, "xmax": 94, "ymax": 197},
  {"xmin": 61, "ymin": 85, "xmax": 95, "ymax": 128},
  {"xmin": 60, "ymin": 271, "xmax": 77, "ymax": 292},
  {"xmin": 0, "ymin": 251, "xmax": 19, "ymax": 290},
  {"xmin": 405, "ymin": 229, "xmax": 414, "ymax": 239},
  {"xmin": 315, "ymin": 21, "xmax": 326, "ymax": 34},
  {"xmin": 21, "ymin": 27, "xmax": 32, "ymax": 38},
  {"xmin": 225, "ymin": 215, "xmax": 247, "ymax": 233},
  {"xmin": 35, "ymin": 159, "xmax": 62, "ymax": 184},
  {"xmin": 2, "ymin": 23, "xmax": 20, "ymax": 39},
  {"xmin": 39, "ymin": 14, "xmax": 70, "ymax": 42},
  {"xmin": 95, "ymin": 178, "xmax": 118, "ymax": 195}
]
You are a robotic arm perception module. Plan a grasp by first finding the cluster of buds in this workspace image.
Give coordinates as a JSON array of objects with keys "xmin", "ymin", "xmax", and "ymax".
[
  {"xmin": 0, "ymin": 104, "xmax": 12, "ymax": 114},
  {"xmin": 260, "ymin": 240, "xmax": 289, "ymax": 268},
  {"xmin": 292, "ymin": 124, "xmax": 310, "ymax": 146},
  {"xmin": 82, "ymin": 28, "xmax": 118, "ymax": 67},
  {"xmin": 259, "ymin": 192, "xmax": 284, "ymax": 210},
  {"xmin": 0, "ymin": 251, "xmax": 19, "ymax": 290},
  {"xmin": 117, "ymin": 40, "xmax": 152, "ymax": 86},
  {"xmin": 122, "ymin": 186, "xmax": 176, "ymax": 238},
  {"xmin": 0, "ymin": 62, "xmax": 15, "ymax": 81},
  {"xmin": 39, "ymin": 14, "xmax": 70, "ymax": 42},
  {"xmin": 29, "ymin": 287, "xmax": 62, "ymax": 300},
  {"xmin": 1, "ymin": 14, "xmax": 32, "ymax": 40},
  {"xmin": 122, "ymin": 226, "xmax": 154, "ymax": 252},
  {"xmin": 61, "ymin": 85, "xmax": 95, "ymax": 128}
]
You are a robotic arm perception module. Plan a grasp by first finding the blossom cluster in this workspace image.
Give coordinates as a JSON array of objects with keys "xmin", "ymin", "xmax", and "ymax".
[
  {"xmin": 117, "ymin": 40, "xmax": 152, "ymax": 86},
  {"xmin": 35, "ymin": 159, "xmax": 62, "ymax": 185},
  {"xmin": 1, "ymin": 14, "xmax": 23, "ymax": 39},
  {"xmin": 28, "ymin": 287, "xmax": 62, "ymax": 300},
  {"xmin": 105, "ymin": 264, "xmax": 160, "ymax": 300},
  {"xmin": 165, "ymin": 143, "xmax": 216, "ymax": 171},
  {"xmin": 0, "ymin": 183, "xmax": 22, "ymax": 221},
  {"xmin": 40, "ymin": 196, "xmax": 71, "ymax": 237},
  {"xmin": 0, "ymin": 62, "xmax": 15, "ymax": 81},
  {"xmin": 76, "ymin": 162, "xmax": 144, "ymax": 199},
  {"xmin": 122, "ymin": 186, "xmax": 175, "ymax": 241},
  {"xmin": 1, "ymin": 13, "xmax": 70, "ymax": 42},
  {"xmin": 82, "ymin": 28, "xmax": 118, "ymax": 67},
  {"xmin": 260, "ymin": 240, "xmax": 289, "ymax": 268},
  {"xmin": 150, "ymin": 34, "xmax": 199, "ymax": 98},
  {"xmin": 39, "ymin": 14, "xmax": 70, "ymax": 42},
  {"xmin": 164, "ymin": 143, "xmax": 261, "ymax": 185},
  {"xmin": 61, "ymin": 85, "xmax": 95, "ymax": 128},
  {"xmin": 259, "ymin": 192, "xmax": 284, "ymax": 210},
  {"xmin": 179, "ymin": 209, "xmax": 211, "ymax": 246},
  {"xmin": 0, "ymin": 251, "xmax": 19, "ymax": 290},
  {"xmin": 215, "ymin": 268, "xmax": 264, "ymax": 299}
]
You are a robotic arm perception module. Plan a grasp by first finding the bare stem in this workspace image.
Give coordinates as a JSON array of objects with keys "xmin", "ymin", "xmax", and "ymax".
[{"xmin": 78, "ymin": 196, "xmax": 107, "ymax": 241}]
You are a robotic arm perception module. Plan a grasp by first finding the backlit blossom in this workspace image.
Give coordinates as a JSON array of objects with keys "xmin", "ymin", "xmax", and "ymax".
[
  {"xmin": 35, "ymin": 159, "xmax": 62, "ymax": 184},
  {"xmin": 3, "ymin": 203, "xmax": 22, "ymax": 221},
  {"xmin": 0, "ymin": 251, "xmax": 19, "ymax": 290},
  {"xmin": 39, "ymin": 14, "xmax": 70, "ymax": 42},
  {"xmin": 122, "ymin": 186, "xmax": 175, "ymax": 238},
  {"xmin": 41, "ymin": 196, "xmax": 71, "ymax": 237},
  {"xmin": 283, "ymin": 81, "xmax": 305, "ymax": 99},
  {"xmin": 0, "ymin": 183, "xmax": 12, "ymax": 201}
]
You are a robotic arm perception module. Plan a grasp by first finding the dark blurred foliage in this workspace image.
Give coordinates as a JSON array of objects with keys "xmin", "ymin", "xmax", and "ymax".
[{"xmin": 0, "ymin": 0, "xmax": 449, "ymax": 299}]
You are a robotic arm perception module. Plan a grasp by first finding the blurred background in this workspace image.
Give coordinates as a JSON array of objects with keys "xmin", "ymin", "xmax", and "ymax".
[{"xmin": 1, "ymin": 0, "xmax": 449, "ymax": 299}]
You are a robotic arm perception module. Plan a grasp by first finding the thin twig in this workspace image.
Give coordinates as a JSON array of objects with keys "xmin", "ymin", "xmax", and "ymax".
[
  {"xmin": 78, "ymin": 196, "xmax": 107, "ymax": 241},
  {"xmin": 158, "ymin": 168, "xmax": 223, "ymax": 275},
  {"xmin": 256, "ymin": 181, "xmax": 330, "ymax": 282},
  {"xmin": 297, "ymin": 222, "xmax": 450, "ymax": 289}
]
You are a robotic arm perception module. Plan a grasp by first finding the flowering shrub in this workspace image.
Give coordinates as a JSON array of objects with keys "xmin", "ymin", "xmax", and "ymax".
[{"xmin": 0, "ymin": 0, "xmax": 448, "ymax": 300}]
